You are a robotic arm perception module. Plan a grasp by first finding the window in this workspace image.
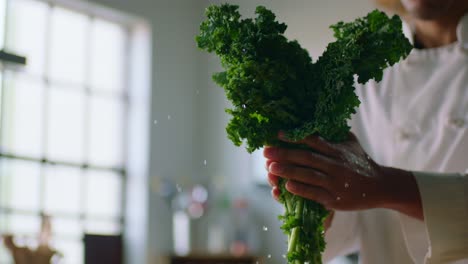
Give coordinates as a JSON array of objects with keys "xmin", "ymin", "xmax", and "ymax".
[
  {"xmin": 251, "ymin": 148, "xmax": 267, "ymax": 184},
  {"xmin": 0, "ymin": 0, "xmax": 133, "ymax": 263}
]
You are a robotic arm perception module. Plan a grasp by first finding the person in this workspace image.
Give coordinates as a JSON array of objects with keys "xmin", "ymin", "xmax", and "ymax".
[{"xmin": 263, "ymin": 0, "xmax": 468, "ymax": 263}]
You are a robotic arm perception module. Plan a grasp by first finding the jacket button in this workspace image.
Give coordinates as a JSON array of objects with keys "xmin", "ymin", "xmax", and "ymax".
[
  {"xmin": 398, "ymin": 130, "xmax": 413, "ymax": 141},
  {"xmin": 446, "ymin": 117, "xmax": 465, "ymax": 129}
]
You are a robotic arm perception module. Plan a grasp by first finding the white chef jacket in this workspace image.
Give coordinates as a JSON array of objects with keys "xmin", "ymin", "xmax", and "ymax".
[{"xmin": 323, "ymin": 13, "xmax": 468, "ymax": 264}]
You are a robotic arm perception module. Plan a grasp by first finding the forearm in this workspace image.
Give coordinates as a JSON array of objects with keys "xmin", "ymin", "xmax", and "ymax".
[{"xmin": 379, "ymin": 166, "xmax": 424, "ymax": 221}]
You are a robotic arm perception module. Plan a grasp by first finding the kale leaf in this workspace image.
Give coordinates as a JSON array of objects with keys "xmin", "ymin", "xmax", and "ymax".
[{"xmin": 197, "ymin": 5, "xmax": 411, "ymax": 152}]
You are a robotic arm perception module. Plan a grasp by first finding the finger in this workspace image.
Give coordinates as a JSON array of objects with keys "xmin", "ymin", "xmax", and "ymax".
[
  {"xmin": 278, "ymin": 131, "xmax": 340, "ymax": 158},
  {"xmin": 269, "ymin": 162, "xmax": 330, "ymax": 188},
  {"xmin": 266, "ymin": 159, "xmax": 296, "ymax": 171},
  {"xmin": 301, "ymin": 135, "xmax": 341, "ymax": 157},
  {"xmin": 263, "ymin": 147, "xmax": 275, "ymax": 159},
  {"xmin": 285, "ymin": 180, "xmax": 334, "ymax": 206},
  {"xmin": 267, "ymin": 172, "xmax": 280, "ymax": 187},
  {"xmin": 264, "ymin": 147, "xmax": 340, "ymax": 173},
  {"xmin": 271, "ymin": 186, "xmax": 280, "ymax": 201},
  {"xmin": 265, "ymin": 159, "xmax": 274, "ymax": 172}
]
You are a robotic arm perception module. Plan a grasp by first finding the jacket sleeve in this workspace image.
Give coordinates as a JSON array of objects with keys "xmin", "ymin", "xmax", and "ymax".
[
  {"xmin": 322, "ymin": 211, "xmax": 360, "ymax": 263},
  {"xmin": 411, "ymin": 171, "xmax": 468, "ymax": 263}
]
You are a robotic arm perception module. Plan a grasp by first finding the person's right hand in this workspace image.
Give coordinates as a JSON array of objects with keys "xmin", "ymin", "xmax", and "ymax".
[{"xmin": 265, "ymin": 132, "xmax": 423, "ymax": 223}]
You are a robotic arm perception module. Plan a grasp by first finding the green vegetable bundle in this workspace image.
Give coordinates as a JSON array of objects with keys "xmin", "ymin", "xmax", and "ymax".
[{"xmin": 196, "ymin": 4, "xmax": 411, "ymax": 263}]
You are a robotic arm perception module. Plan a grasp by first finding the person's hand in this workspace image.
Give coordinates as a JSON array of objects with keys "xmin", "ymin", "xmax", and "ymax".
[
  {"xmin": 264, "ymin": 133, "xmax": 423, "ymax": 220},
  {"xmin": 265, "ymin": 132, "xmax": 387, "ymax": 211}
]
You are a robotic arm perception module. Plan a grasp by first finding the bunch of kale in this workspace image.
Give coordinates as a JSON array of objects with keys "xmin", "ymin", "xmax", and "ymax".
[{"xmin": 196, "ymin": 4, "xmax": 411, "ymax": 263}]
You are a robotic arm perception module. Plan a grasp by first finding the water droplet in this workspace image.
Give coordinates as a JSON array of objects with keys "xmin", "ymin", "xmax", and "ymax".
[
  {"xmin": 336, "ymin": 196, "xmax": 341, "ymax": 201},
  {"xmin": 262, "ymin": 226, "xmax": 268, "ymax": 231},
  {"xmin": 242, "ymin": 104, "xmax": 247, "ymax": 109},
  {"xmin": 362, "ymin": 193, "xmax": 366, "ymax": 198},
  {"xmin": 242, "ymin": 48, "xmax": 246, "ymax": 53},
  {"xmin": 344, "ymin": 182, "xmax": 349, "ymax": 188},
  {"xmin": 167, "ymin": 115, "xmax": 171, "ymax": 120},
  {"xmin": 153, "ymin": 120, "xmax": 158, "ymax": 125},
  {"xmin": 267, "ymin": 254, "xmax": 271, "ymax": 258},
  {"xmin": 176, "ymin": 184, "xmax": 182, "ymax": 192},
  {"xmin": 203, "ymin": 160, "xmax": 207, "ymax": 166},
  {"xmin": 282, "ymin": 254, "xmax": 286, "ymax": 259}
]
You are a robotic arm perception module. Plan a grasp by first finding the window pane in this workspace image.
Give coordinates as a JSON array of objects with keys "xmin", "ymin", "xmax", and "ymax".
[
  {"xmin": 0, "ymin": 72, "xmax": 3, "ymax": 141},
  {"xmin": 1, "ymin": 73, "xmax": 44, "ymax": 157},
  {"xmin": 46, "ymin": 86, "xmax": 85, "ymax": 163},
  {"xmin": 6, "ymin": 0, "xmax": 48, "ymax": 75},
  {"xmin": 90, "ymin": 19, "xmax": 126, "ymax": 93},
  {"xmin": 85, "ymin": 170, "xmax": 122, "ymax": 218},
  {"xmin": 89, "ymin": 96, "xmax": 124, "ymax": 167},
  {"xmin": 0, "ymin": 159, "xmax": 41, "ymax": 212},
  {"xmin": 0, "ymin": 0, "xmax": 6, "ymax": 49},
  {"xmin": 51, "ymin": 239, "xmax": 83, "ymax": 264},
  {"xmin": 44, "ymin": 165, "xmax": 81, "ymax": 215},
  {"xmin": 85, "ymin": 219, "xmax": 121, "ymax": 235},
  {"xmin": 0, "ymin": 213, "xmax": 41, "ymax": 236},
  {"xmin": 51, "ymin": 217, "xmax": 82, "ymax": 239},
  {"xmin": 49, "ymin": 7, "xmax": 87, "ymax": 84}
]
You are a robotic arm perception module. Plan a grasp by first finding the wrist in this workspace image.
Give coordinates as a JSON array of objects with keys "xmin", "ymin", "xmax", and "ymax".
[{"xmin": 379, "ymin": 166, "xmax": 424, "ymax": 220}]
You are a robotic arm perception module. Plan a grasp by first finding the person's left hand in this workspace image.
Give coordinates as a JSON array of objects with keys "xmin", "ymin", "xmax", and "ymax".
[{"xmin": 264, "ymin": 132, "xmax": 392, "ymax": 211}]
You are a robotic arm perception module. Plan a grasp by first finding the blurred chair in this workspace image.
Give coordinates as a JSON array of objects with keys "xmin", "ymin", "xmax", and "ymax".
[{"xmin": 83, "ymin": 234, "xmax": 122, "ymax": 264}]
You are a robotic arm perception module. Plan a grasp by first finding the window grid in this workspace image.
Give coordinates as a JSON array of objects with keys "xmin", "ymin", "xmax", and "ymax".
[{"xmin": 0, "ymin": 0, "xmax": 130, "ymax": 262}]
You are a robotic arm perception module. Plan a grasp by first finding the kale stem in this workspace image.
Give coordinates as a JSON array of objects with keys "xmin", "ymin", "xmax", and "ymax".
[
  {"xmin": 288, "ymin": 223, "xmax": 299, "ymax": 252},
  {"xmin": 286, "ymin": 199, "xmax": 293, "ymax": 216},
  {"xmin": 287, "ymin": 197, "xmax": 304, "ymax": 257},
  {"xmin": 283, "ymin": 197, "xmax": 291, "ymax": 244}
]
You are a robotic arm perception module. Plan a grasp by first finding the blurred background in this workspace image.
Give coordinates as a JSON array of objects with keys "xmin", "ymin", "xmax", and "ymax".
[{"xmin": 0, "ymin": 0, "xmax": 383, "ymax": 263}]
